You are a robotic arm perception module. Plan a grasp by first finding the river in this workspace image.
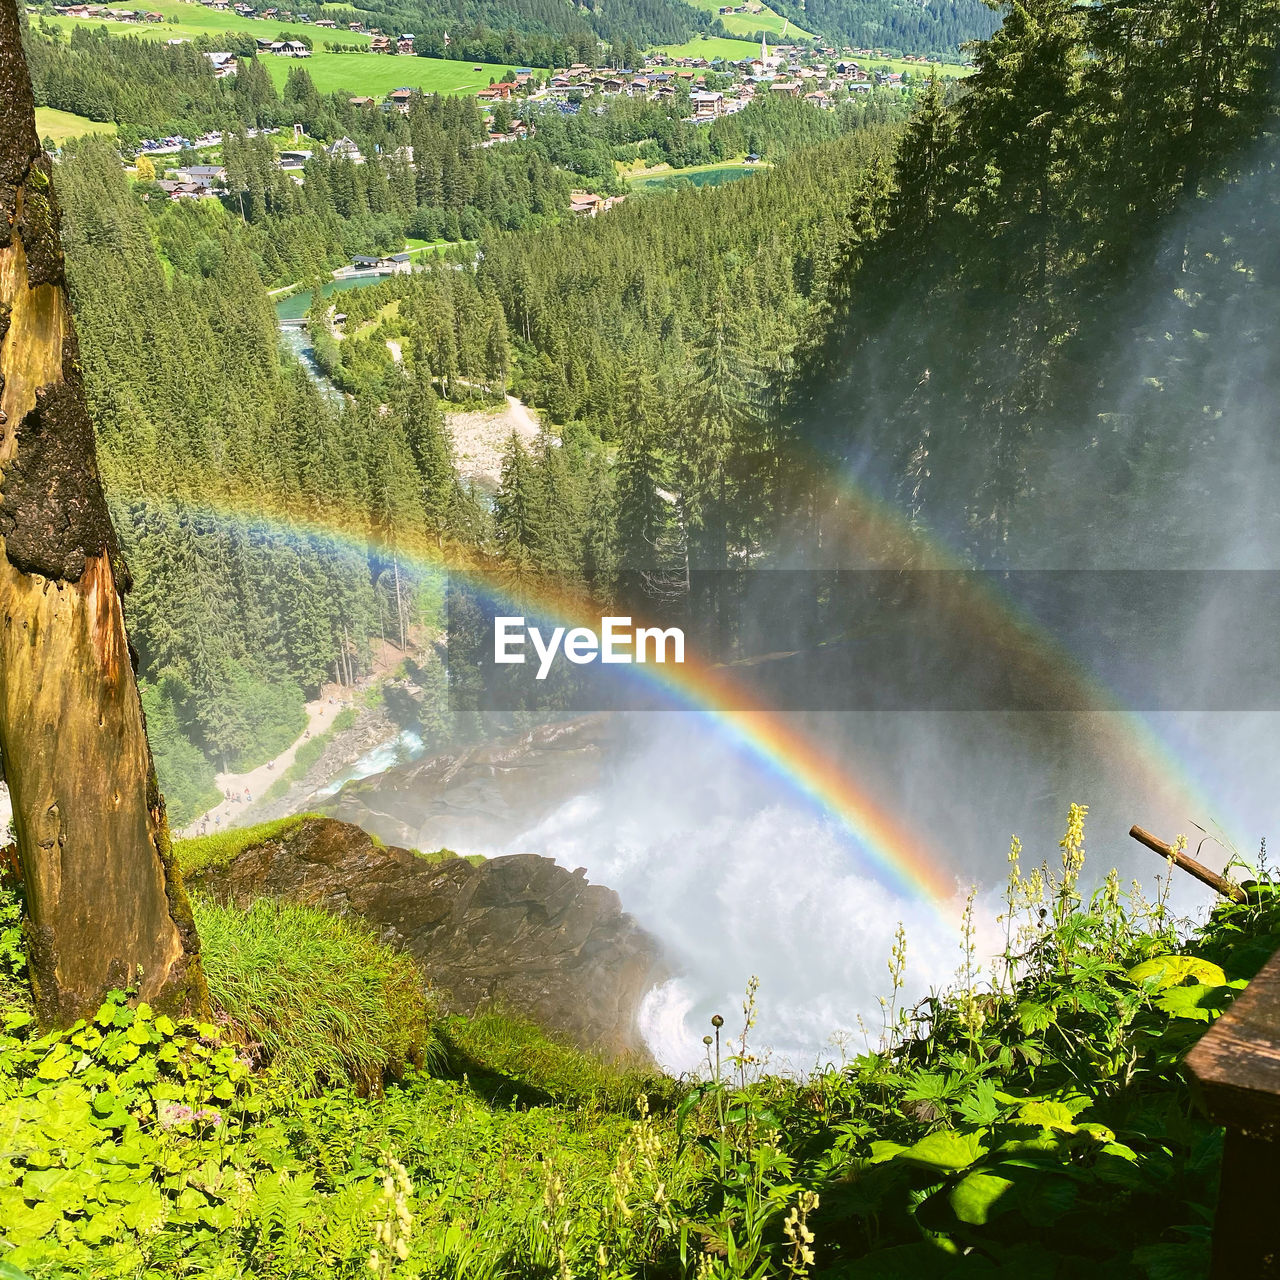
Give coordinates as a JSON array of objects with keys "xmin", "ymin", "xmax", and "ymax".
[{"xmin": 275, "ymin": 274, "xmax": 390, "ymax": 398}]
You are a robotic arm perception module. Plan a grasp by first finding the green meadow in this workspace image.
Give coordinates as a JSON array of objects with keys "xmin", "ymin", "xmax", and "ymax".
[
  {"xmin": 38, "ymin": 0, "xmax": 373, "ymax": 47},
  {"xmin": 260, "ymin": 51, "xmax": 509, "ymax": 97},
  {"xmin": 650, "ymin": 34, "xmax": 764, "ymax": 62},
  {"xmin": 686, "ymin": 0, "xmax": 814, "ymax": 40},
  {"xmin": 34, "ymin": 105, "xmax": 117, "ymax": 143}
]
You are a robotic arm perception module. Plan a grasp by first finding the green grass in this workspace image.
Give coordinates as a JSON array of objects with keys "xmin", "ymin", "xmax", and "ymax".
[
  {"xmin": 412, "ymin": 846, "xmax": 487, "ymax": 867},
  {"xmin": 174, "ymin": 813, "xmax": 320, "ymax": 877},
  {"xmin": 650, "ymin": 34, "xmax": 764, "ymax": 61},
  {"xmin": 39, "ymin": 0, "xmax": 372, "ymax": 48},
  {"xmin": 686, "ymin": 0, "xmax": 813, "ymax": 40},
  {"xmin": 34, "ymin": 106, "xmax": 117, "ymax": 143},
  {"xmin": 857, "ymin": 54, "xmax": 970, "ymax": 76},
  {"xmin": 194, "ymin": 896, "xmax": 436, "ymax": 1093},
  {"xmin": 261, "ymin": 51, "xmax": 510, "ymax": 97},
  {"xmin": 441, "ymin": 1008, "xmax": 676, "ymax": 1114}
]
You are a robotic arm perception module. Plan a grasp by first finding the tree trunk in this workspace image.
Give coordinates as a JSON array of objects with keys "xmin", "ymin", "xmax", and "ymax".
[{"xmin": 0, "ymin": 2, "xmax": 208, "ymax": 1026}]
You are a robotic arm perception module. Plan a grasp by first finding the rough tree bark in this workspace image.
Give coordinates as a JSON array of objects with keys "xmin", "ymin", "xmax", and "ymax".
[{"xmin": 0, "ymin": 3, "xmax": 209, "ymax": 1025}]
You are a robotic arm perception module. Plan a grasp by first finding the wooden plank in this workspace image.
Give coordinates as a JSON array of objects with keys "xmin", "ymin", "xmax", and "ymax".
[{"xmin": 1185, "ymin": 947, "xmax": 1280, "ymax": 1140}]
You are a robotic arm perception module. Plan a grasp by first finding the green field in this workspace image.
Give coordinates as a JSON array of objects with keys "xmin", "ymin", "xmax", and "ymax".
[
  {"xmin": 857, "ymin": 54, "xmax": 970, "ymax": 76},
  {"xmin": 38, "ymin": 0, "xmax": 372, "ymax": 46},
  {"xmin": 260, "ymin": 52, "xmax": 509, "ymax": 96},
  {"xmin": 34, "ymin": 106, "xmax": 117, "ymax": 143},
  {"xmin": 687, "ymin": 0, "xmax": 813, "ymax": 41},
  {"xmin": 650, "ymin": 34, "xmax": 763, "ymax": 62},
  {"xmin": 652, "ymin": 31, "xmax": 970, "ymax": 75}
]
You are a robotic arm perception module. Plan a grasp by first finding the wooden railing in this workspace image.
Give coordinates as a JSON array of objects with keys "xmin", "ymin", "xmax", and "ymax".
[
  {"xmin": 1131, "ymin": 824, "xmax": 1280, "ymax": 1276},
  {"xmin": 1185, "ymin": 945, "xmax": 1280, "ymax": 1277}
]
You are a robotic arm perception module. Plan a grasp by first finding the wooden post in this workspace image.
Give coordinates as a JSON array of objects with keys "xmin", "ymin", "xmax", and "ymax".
[
  {"xmin": 1129, "ymin": 825, "xmax": 1247, "ymax": 903},
  {"xmin": 1185, "ymin": 946, "xmax": 1280, "ymax": 1277},
  {"xmin": 0, "ymin": 0, "xmax": 207, "ymax": 1024}
]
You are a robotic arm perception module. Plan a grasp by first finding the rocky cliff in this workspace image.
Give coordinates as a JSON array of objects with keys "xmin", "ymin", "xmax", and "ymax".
[
  {"xmin": 318, "ymin": 715, "xmax": 619, "ymax": 852},
  {"xmin": 187, "ymin": 816, "xmax": 662, "ymax": 1058}
]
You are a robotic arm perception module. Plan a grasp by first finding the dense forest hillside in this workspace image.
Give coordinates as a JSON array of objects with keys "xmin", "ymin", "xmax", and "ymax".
[
  {"xmin": 780, "ymin": 0, "xmax": 1280, "ymax": 567},
  {"xmin": 56, "ymin": 141, "xmax": 475, "ymax": 816},
  {"xmin": 41, "ymin": 0, "xmax": 1280, "ymax": 817},
  {"xmin": 771, "ymin": 0, "xmax": 998, "ymax": 56}
]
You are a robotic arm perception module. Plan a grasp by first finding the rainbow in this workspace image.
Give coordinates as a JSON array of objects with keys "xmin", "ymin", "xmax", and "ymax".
[
  {"xmin": 111, "ymin": 458, "xmax": 1224, "ymax": 918},
  {"xmin": 109, "ymin": 481, "xmax": 968, "ymax": 914},
  {"xmin": 787, "ymin": 466, "xmax": 1224, "ymax": 829}
]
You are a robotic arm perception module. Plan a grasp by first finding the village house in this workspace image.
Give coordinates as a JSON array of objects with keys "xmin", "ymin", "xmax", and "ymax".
[
  {"xmin": 397, "ymin": 33, "xmax": 414, "ymax": 54},
  {"xmin": 348, "ymin": 95, "xmax": 376, "ymax": 108},
  {"xmin": 271, "ymin": 39, "xmax": 310, "ymax": 56},
  {"xmin": 370, "ymin": 34, "xmax": 391, "ymax": 52},
  {"xmin": 351, "ymin": 252, "xmax": 412, "ymax": 274},
  {"xmin": 689, "ymin": 90, "xmax": 725, "ymax": 120},
  {"xmin": 313, "ymin": 17, "xmax": 334, "ymax": 26},
  {"xmin": 570, "ymin": 190, "xmax": 626, "ymax": 217},
  {"xmin": 328, "ymin": 136, "xmax": 363, "ymax": 162},
  {"xmin": 153, "ymin": 180, "xmax": 205, "ymax": 201},
  {"xmin": 388, "ymin": 87, "xmax": 415, "ymax": 110},
  {"xmin": 174, "ymin": 163, "xmax": 226, "ymax": 191},
  {"xmin": 476, "ymin": 81, "xmax": 516, "ymax": 101},
  {"xmin": 277, "ymin": 148, "xmax": 312, "ymax": 170},
  {"xmin": 769, "ymin": 80, "xmax": 801, "ymax": 97},
  {"xmin": 205, "ymin": 51, "xmax": 237, "ymax": 78}
]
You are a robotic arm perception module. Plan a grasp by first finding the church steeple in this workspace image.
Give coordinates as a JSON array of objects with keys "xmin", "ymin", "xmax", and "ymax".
[{"xmin": 761, "ymin": 34, "xmax": 768, "ymax": 63}]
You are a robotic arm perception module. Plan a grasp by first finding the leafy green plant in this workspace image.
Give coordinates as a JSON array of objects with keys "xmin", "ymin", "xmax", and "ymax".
[
  {"xmin": 0, "ymin": 876, "xmax": 29, "ymax": 1021},
  {"xmin": 1, "ymin": 803, "xmax": 1272, "ymax": 1279}
]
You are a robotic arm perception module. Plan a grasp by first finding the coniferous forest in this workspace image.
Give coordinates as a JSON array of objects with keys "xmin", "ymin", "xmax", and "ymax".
[{"xmin": 3, "ymin": 0, "xmax": 1280, "ymax": 1276}]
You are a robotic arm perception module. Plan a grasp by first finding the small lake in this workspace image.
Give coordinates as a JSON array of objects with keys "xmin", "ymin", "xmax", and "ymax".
[
  {"xmin": 275, "ymin": 272, "xmax": 387, "ymax": 322},
  {"xmin": 631, "ymin": 165, "xmax": 762, "ymax": 193}
]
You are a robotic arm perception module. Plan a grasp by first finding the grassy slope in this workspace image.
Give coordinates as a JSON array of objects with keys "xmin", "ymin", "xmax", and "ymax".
[
  {"xmin": 650, "ymin": 33, "xmax": 766, "ymax": 61},
  {"xmin": 260, "ymin": 51, "xmax": 509, "ymax": 96},
  {"xmin": 685, "ymin": 0, "xmax": 814, "ymax": 40},
  {"xmin": 173, "ymin": 812, "xmax": 319, "ymax": 877},
  {"xmin": 652, "ymin": 31, "xmax": 970, "ymax": 75},
  {"xmin": 34, "ymin": 106, "xmax": 117, "ymax": 142},
  {"xmin": 194, "ymin": 896, "xmax": 434, "ymax": 1092},
  {"xmin": 40, "ymin": 0, "xmax": 372, "ymax": 47}
]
